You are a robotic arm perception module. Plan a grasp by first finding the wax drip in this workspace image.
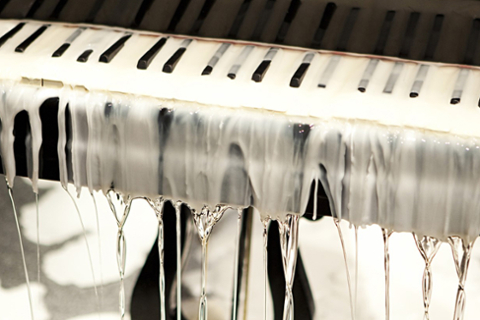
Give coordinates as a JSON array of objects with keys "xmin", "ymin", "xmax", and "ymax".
[
  {"xmin": 35, "ymin": 192, "xmax": 40, "ymax": 283},
  {"xmin": 413, "ymin": 234, "xmax": 441, "ymax": 320},
  {"xmin": 147, "ymin": 197, "xmax": 166, "ymax": 320},
  {"xmin": 448, "ymin": 236, "xmax": 477, "ymax": 320},
  {"xmin": 192, "ymin": 204, "xmax": 229, "ymax": 320},
  {"xmin": 7, "ymin": 182, "xmax": 35, "ymax": 320},
  {"xmin": 175, "ymin": 201, "xmax": 183, "ymax": 320},
  {"xmin": 333, "ymin": 218, "xmax": 355, "ymax": 320},
  {"xmin": 278, "ymin": 214, "xmax": 300, "ymax": 320},
  {"xmin": 354, "ymin": 225, "xmax": 359, "ymax": 318},
  {"xmin": 64, "ymin": 186, "xmax": 99, "ymax": 310},
  {"xmin": 262, "ymin": 218, "xmax": 270, "ymax": 320},
  {"xmin": 91, "ymin": 192, "xmax": 104, "ymax": 311},
  {"xmin": 382, "ymin": 228, "xmax": 393, "ymax": 320},
  {"xmin": 313, "ymin": 180, "xmax": 319, "ymax": 221},
  {"xmin": 231, "ymin": 208, "xmax": 242, "ymax": 320},
  {"xmin": 106, "ymin": 189, "xmax": 132, "ymax": 320}
]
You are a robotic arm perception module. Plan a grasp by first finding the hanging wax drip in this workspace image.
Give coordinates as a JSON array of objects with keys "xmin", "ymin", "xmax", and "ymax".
[
  {"xmin": 333, "ymin": 218, "xmax": 355, "ymax": 320},
  {"xmin": 413, "ymin": 234, "xmax": 442, "ymax": 320},
  {"xmin": 262, "ymin": 218, "xmax": 270, "ymax": 320},
  {"xmin": 191, "ymin": 204, "xmax": 229, "ymax": 320},
  {"xmin": 64, "ymin": 186, "xmax": 99, "ymax": 310},
  {"xmin": 231, "ymin": 208, "xmax": 243, "ymax": 320},
  {"xmin": 278, "ymin": 214, "xmax": 300, "ymax": 320},
  {"xmin": 448, "ymin": 236, "xmax": 477, "ymax": 320},
  {"xmin": 106, "ymin": 189, "xmax": 132, "ymax": 320},
  {"xmin": 35, "ymin": 192, "xmax": 40, "ymax": 283},
  {"xmin": 146, "ymin": 197, "xmax": 166, "ymax": 320},
  {"xmin": 174, "ymin": 201, "xmax": 183, "ymax": 320},
  {"xmin": 7, "ymin": 182, "xmax": 35, "ymax": 320},
  {"xmin": 91, "ymin": 192, "xmax": 104, "ymax": 310},
  {"xmin": 354, "ymin": 225, "xmax": 359, "ymax": 319},
  {"xmin": 382, "ymin": 228, "xmax": 393, "ymax": 320}
]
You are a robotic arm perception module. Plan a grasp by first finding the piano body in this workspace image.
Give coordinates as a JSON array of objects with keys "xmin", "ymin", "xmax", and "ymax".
[{"xmin": 1, "ymin": 0, "xmax": 480, "ymax": 319}]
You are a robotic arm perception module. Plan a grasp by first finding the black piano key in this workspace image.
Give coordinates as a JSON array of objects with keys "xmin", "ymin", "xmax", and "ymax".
[
  {"xmin": 251, "ymin": 0, "xmax": 276, "ymax": 41},
  {"xmin": 374, "ymin": 10, "xmax": 395, "ymax": 55},
  {"xmin": 0, "ymin": 0, "xmax": 12, "ymax": 15},
  {"xmin": 137, "ymin": 37, "xmax": 167, "ymax": 70},
  {"xmin": 336, "ymin": 7, "xmax": 360, "ymax": 51},
  {"xmin": 132, "ymin": 0, "xmax": 154, "ymax": 28},
  {"xmin": 26, "ymin": 0, "xmax": 43, "ymax": 18},
  {"xmin": 409, "ymin": 64, "xmax": 429, "ymax": 98},
  {"xmin": 167, "ymin": 0, "xmax": 192, "ymax": 32},
  {"xmin": 274, "ymin": 0, "xmax": 301, "ymax": 44},
  {"xmin": 424, "ymin": 14, "xmax": 444, "ymax": 61},
  {"xmin": 15, "ymin": 24, "xmax": 49, "ymax": 53},
  {"xmin": 227, "ymin": 45, "xmax": 254, "ymax": 80},
  {"xmin": 202, "ymin": 65, "xmax": 213, "ymax": 76},
  {"xmin": 99, "ymin": 34, "xmax": 131, "ymax": 63},
  {"xmin": 290, "ymin": 63, "xmax": 310, "ymax": 88},
  {"xmin": 228, "ymin": 0, "xmax": 253, "ymax": 38},
  {"xmin": 0, "ymin": 22, "xmax": 25, "ymax": 48},
  {"xmin": 52, "ymin": 43, "xmax": 70, "ymax": 57},
  {"xmin": 190, "ymin": 0, "xmax": 217, "ymax": 35},
  {"xmin": 358, "ymin": 59, "xmax": 379, "ymax": 92},
  {"xmin": 163, "ymin": 47, "xmax": 187, "ymax": 73},
  {"xmin": 85, "ymin": 0, "xmax": 106, "ymax": 22},
  {"xmin": 318, "ymin": 55, "xmax": 340, "ymax": 88},
  {"xmin": 450, "ymin": 69, "xmax": 469, "ymax": 104},
  {"xmin": 77, "ymin": 49, "xmax": 93, "ymax": 62},
  {"xmin": 311, "ymin": 2, "xmax": 337, "ymax": 49},
  {"xmin": 399, "ymin": 12, "xmax": 420, "ymax": 58},
  {"xmin": 252, "ymin": 60, "xmax": 271, "ymax": 82},
  {"xmin": 463, "ymin": 19, "xmax": 480, "ymax": 65},
  {"xmin": 50, "ymin": 0, "xmax": 67, "ymax": 19}
]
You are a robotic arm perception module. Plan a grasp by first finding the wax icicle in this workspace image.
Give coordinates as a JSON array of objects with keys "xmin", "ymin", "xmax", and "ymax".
[
  {"xmin": 262, "ymin": 218, "xmax": 269, "ymax": 320},
  {"xmin": 106, "ymin": 190, "xmax": 132, "ymax": 320},
  {"xmin": 413, "ymin": 234, "xmax": 441, "ymax": 320},
  {"xmin": 91, "ymin": 192, "xmax": 104, "ymax": 310},
  {"xmin": 231, "ymin": 208, "xmax": 242, "ymax": 320},
  {"xmin": 175, "ymin": 201, "xmax": 183, "ymax": 320},
  {"xmin": 7, "ymin": 183, "xmax": 35, "ymax": 320},
  {"xmin": 35, "ymin": 192, "xmax": 40, "ymax": 283},
  {"xmin": 147, "ymin": 197, "xmax": 166, "ymax": 320},
  {"xmin": 192, "ymin": 204, "xmax": 229, "ymax": 320},
  {"xmin": 278, "ymin": 214, "xmax": 300, "ymax": 320},
  {"xmin": 382, "ymin": 228, "xmax": 393, "ymax": 320},
  {"xmin": 333, "ymin": 218, "xmax": 355, "ymax": 320},
  {"xmin": 448, "ymin": 236, "xmax": 477, "ymax": 320},
  {"xmin": 64, "ymin": 186, "xmax": 99, "ymax": 311}
]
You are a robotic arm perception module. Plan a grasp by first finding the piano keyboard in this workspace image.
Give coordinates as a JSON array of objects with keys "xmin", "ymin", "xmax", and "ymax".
[
  {"xmin": 0, "ymin": 20, "xmax": 480, "ymax": 141},
  {"xmin": 1, "ymin": 1, "xmax": 480, "ymax": 319}
]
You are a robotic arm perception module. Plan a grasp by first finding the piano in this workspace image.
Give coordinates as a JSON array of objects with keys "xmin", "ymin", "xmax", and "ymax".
[{"xmin": 0, "ymin": 0, "xmax": 480, "ymax": 319}]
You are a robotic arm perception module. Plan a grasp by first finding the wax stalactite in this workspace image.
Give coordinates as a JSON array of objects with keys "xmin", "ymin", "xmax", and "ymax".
[
  {"xmin": 91, "ymin": 192, "xmax": 104, "ymax": 309},
  {"xmin": 174, "ymin": 201, "xmax": 183, "ymax": 320},
  {"xmin": 261, "ymin": 217, "xmax": 269, "ymax": 320},
  {"xmin": 7, "ymin": 181, "xmax": 35, "ymax": 320},
  {"xmin": 106, "ymin": 189, "xmax": 133, "ymax": 320},
  {"xmin": 413, "ymin": 234, "xmax": 442, "ymax": 320},
  {"xmin": 64, "ymin": 185, "xmax": 100, "ymax": 311},
  {"xmin": 333, "ymin": 218, "xmax": 355, "ymax": 320},
  {"xmin": 146, "ymin": 196, "xmax": 167, "ymax": 320},
  {"xmin": 35, "ymin": 192, "xmax": 40, "ymax": 283},
  {"xmin": 382, "ymin": 228, "xmax": 393, "ymax": 320},
  {"xmin": 448, "ymin": 236, "xmax": 477, "ymax": 320},
  {"xmin": 192, "ymin": 204, "xmax": 229, "ymax": 320},
  {"xmin": 231, "ymin": 208, "xmax": 243, "ymax": 320},
  {"xmin": 278, "ymin": 214, "xmax": 300, "ymax": 320}
]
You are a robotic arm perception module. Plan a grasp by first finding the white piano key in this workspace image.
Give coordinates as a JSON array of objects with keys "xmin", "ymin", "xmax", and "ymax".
[
  {"xmin": 410, "ymin": 64, "xmax": 429, "ymax": 98},
  {"xmin": 450, "ymin": 68, "xmax": 470, "ymax": 104},
  {"xmin": 358, "ymin": 59, "xmax": 379, "ymax": 92},
  {"xmin": 318, "ymin": 55, "xmax": 340, "ymax": 88},
  {"xmin": 383, "ymin": 62, "xmax": 403, "ymax": 94}
]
